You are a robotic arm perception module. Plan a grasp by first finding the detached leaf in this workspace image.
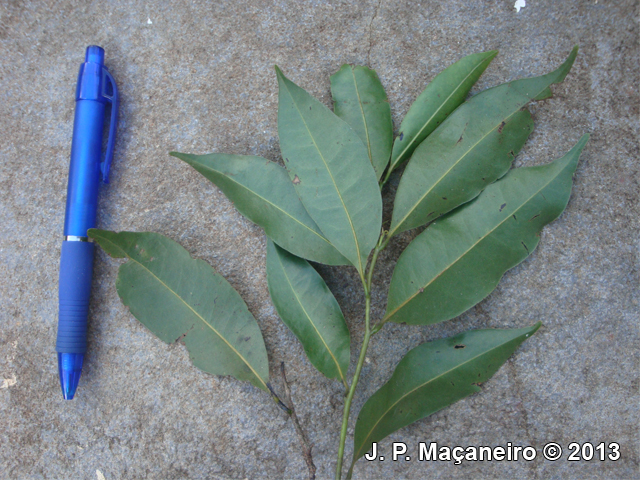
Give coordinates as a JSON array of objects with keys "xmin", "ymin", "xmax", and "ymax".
[
  {"xmin": 389, "ymin": 46, "xmax": 578, "ymax": 236},
  {"xmin": 331, "ymin": 65, "xmax": 393, "ymax": 180},
  {"xmin": 350, "ymin": 323, "xmax": 541, "ymax": 470},
  {"xmin": 89, "ymin": 230, "xmax": 270, "ymax": 391},
  {"xmin": 385, "ymin": 134, "xmax": 588, "ymax": 325},
  {"xmin": 266, "ymin": 240, "xmax": 350, "ymax": 382},
  {"xmin": 388, "ymin": 50, "xmax": 498, "ymax": 174},
  {"xmin": 276, "ymin": 66, "xmax": 382, "ymax": 276},
  {"xmin": 171, "ymin": 152, "xmax": 349, "ymax": 266}
]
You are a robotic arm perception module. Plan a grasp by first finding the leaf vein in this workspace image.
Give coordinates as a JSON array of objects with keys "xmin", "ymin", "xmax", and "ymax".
[
  {"xmin": 390, "ymin": 108, "xmax": 520, "ymax": 237},
  {"xmin": 276, "ymin": 252, "xmax": 346, "ymax": 383},
  {"xmin": 116, "ymin": 245, "xmax": 268, "ymax": 390},
  {"xmin": 192, "ymin": 162, "xmax": 334, "ymax": 248},
  {"xmin": 385, "ymin": 162, "xmax": 568, "ymax": 321},
  {"xmin": 354, "ymin": 339, "xmax": 522, "ymax": 460},
  {"xmin": 283, "ymin": 81, "xmax": 363, "ymax": 273},
  {"xmin": 392, "ymin": 58, "xmax": 491, "ymax": 169}
]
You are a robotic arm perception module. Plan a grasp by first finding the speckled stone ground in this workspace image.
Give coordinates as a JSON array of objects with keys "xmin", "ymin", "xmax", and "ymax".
[{"xmin": 1, "ymin": 1, "xmax": 638, "ymax": 479}]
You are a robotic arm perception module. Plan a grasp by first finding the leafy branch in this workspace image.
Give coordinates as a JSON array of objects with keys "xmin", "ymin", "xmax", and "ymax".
[{"xmin": 90, "ymin": 45, "xmax": 588, "ymax": 479}]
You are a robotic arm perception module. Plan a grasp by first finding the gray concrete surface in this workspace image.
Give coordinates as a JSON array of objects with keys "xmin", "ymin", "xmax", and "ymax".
[{"xmin": 1, "ymin": 0, "xmax": 638, "ymax": 479}]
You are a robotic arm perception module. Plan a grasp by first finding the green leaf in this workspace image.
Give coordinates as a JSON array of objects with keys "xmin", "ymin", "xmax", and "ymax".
[
  {"xmin": 330, "ymin": 65, "xmax": 393, "ymax": 180},
  {"xmin": 266, "ymin": 239, "xmax": 350, "ymax": 382},
  {"xmin": 389, "ymin": 46, "xmax": 578, "ymax": 237},
  {"xmin": 388, "ymin": 50, "xmax": 498, "ymax": 174},
  {"xmin": 276, "ymin": 66, "xmax": 382, "ymax": 276},
  {"xmin": 385, "ymin": 134, "xmax": 588, "ymax": 326},
  {"xmin": 349, "ymin": 323, "xmax": 541, "ymax": 471},
  {"xmin": 170, "ymin": 152, "xmax": 349, "ymax": 266},
  {"xmin": 89, "ymin": 229, "xmax": 270, "ymax": 391}
]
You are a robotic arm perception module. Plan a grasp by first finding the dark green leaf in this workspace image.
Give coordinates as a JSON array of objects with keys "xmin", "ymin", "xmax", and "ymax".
[
  {"xmin": 330, "ymin": 65, "xmax": 393, "ymax": 180},
  {"xmin": 89, "ymin": 229, "xmax": 270, "ymax": 391},
  {"xmin": 349, "ymin": 323, "xmax": 541, "ymax": 471},
  {"xmin": 170, "ymin": 152, "xmax": 349, "ymax": 266},
  {"xmin": 266, "ymin": 240, "xmax": 350, "ymax": 382},
  {"xmin": 388, "ymin": 50, "xmax": 498, "ymax": 174},
  {"xmin": 389, "ymin": 46, "xmax": 578, "ymax": 237},
  {"xmin": 276, "ymin": 66, "xmax": 382, "ymax": 276},
  {"xmin": 385, "ymin": 134, "xmax": 588, "ymax": 325}
]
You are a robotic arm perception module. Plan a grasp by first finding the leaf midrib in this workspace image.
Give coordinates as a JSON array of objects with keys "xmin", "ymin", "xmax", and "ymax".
[
  {"xmin": 391, "ymin": 57, "xmax": 491, "ymax": 170},
  {"xmin": 353, "ymin": 334, "xmax": 528, "ymax": 461},
  {"xmin": 275, "ymin": 250, "xmax": 346, "ymax": 383},
  {"xmin": 97, "ymin": 233, "xmax": 268, "ymax": 390},
  {"xmin": 389, "ymin": 107, "xmax": 521, "ymax": 237},
  {"xmin": 190, "ymin": 161, "xmax": 335, "ymax": 249},
  {"xmin": 282, "ymin": 80, "xmax": 364, "ymax": 274},
  {"xmin": 350, "ymin": 67, "xmax": 373, "ymax": 163},
  {"xmin": 385, "ymin": 160, "xmax": 568, "ymax": 322}
]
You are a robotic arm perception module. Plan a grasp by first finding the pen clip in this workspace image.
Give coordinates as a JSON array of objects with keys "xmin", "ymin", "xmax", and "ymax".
[{"xmin": 100, "ymin": 67, "xmax": 119, "ymax": 184}]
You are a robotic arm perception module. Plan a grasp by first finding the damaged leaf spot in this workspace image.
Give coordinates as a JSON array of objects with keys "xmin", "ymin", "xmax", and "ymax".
[
  {"xmin": 293, "ymin": 175, "xmax": 301, "ymax": 184},
  {"xmin": 498, "ymin": 121, "xmax": 506, "ymax": 133},
  {"xmin": 454, "ymin": 344, "xmax": 466, "ymax": 349},
  {"xmin": 175, "ymin": 324, "xmax": 196, "ymax": 343},
  {"xmin": 500, "ymin": 203, "xmax": 507, "ymax": 212},
  {"xmin": 399, "ymin": 132, "xmax": 404, "ymax": 141},
  {"xmin": 521, "ymin": 241, "xmax": 529, "ymax": 253},
  {"xmin": 529, "ymin": 214, "xmax": 540, "ymax": 221}
]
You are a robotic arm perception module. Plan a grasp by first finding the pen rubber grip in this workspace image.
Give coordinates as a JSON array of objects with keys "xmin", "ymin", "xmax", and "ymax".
[{"xmin": 56, "ymin": 241, "xmax": 95, "ymax": 353}]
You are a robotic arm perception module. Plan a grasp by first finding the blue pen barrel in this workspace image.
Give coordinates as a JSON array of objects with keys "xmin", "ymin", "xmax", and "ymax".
[{"xmin": 63, "ymin": 65, "xmax": 106, "ymax": 237}]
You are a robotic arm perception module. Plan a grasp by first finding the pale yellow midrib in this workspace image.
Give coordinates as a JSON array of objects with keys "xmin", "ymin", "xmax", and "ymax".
[
  {"xmin": 351, "ymin": 67, "xmax": 373, "ymax": 163},
  {"xmin": 389, "ymin": 107, "xmax": 520, "ymax": 238},
  {"xmin": 384, "ymin": 162, "xmax": 568, "ymax": 322},
  {"xmin": 390, "ymin": 75, "xmax": 552, "ymax": 237},
  {"xmin": 391, "ymin": 58, "xmax": 490, "ymax": 170},
  {"xmin": 276, "ymin": 252, "xmax": 346, "ymax": 383},
  {"xmin": 354, "ymin": 337, "xmax": 527, "ymax": 460},
  {"xmin": 284, "ymin": 83, "xmax": 363, "ymax": 273},
  {"xmin": 193, "ymin": 162, "xmax": 333, "ymax": 247},
  {"xmin": 100, "ymin": 235, "xmax": 268, "ymax": 390}
]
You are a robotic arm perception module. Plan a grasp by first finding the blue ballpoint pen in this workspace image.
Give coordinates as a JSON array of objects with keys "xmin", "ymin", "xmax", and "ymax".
[{"xmin": 56, "ymin": 46, "xmax": 119, "ymax": 400}]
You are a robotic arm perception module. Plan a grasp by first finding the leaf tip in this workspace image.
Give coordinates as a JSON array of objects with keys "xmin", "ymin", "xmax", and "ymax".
[
  {"xmin": 564, "ymin": 133, "xmax": 590, "ymax": 169},
  {"xmin": 566, "ymin": 45, "xmax": 579, "ymax": 65},
  {"xmin": 529, "ymin": 321, "xmax": 543, "ymax": 335},
  {"xmin": 553, "ymin": 45, "xmax": 579, "ymax": 83},
  {"xmin": 577, "ymin": 132, "xmax": 590, "ymax": 147},
  {"xmin": 169, "ymin": 151, "xmax": 191, "ymax": 162}
]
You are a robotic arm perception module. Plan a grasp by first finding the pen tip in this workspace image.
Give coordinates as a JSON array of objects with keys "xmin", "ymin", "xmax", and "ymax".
[{"xmin": 58, "ymin": 353, "xmax": 84, "ymax": 400}]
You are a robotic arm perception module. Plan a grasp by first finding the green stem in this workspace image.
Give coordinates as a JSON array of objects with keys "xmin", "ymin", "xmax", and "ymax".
[
  {"xmin": 335, "ymin": 237, "xmax": 386, "ymax": 480},
  {"xmin": 379, "ymin": 165, "xmax": 393, "ymax": 189},
  {"xmin": 335, "ymin": 293, "xmax": 371, "ymax": 480}
]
